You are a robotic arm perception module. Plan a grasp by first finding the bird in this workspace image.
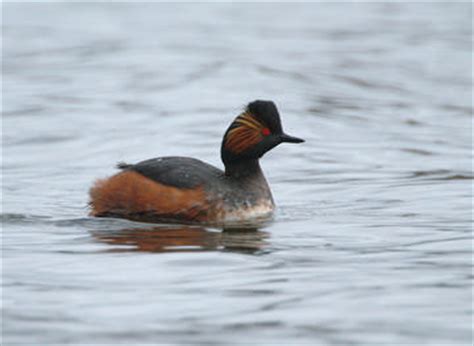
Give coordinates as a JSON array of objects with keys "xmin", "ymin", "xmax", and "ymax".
[{"xmin": 89, "ymin": 100, "xmax": 304, "ymax": 225}]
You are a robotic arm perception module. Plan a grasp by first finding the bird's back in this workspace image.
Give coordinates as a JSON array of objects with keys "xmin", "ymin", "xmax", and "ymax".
[
  {"xmin": 90, "ymin": 157, "xmax": 225, "ymax": 223},
  {"xmin": 119, "ymin": 157, "xmax": 224, "ymax": 189}
]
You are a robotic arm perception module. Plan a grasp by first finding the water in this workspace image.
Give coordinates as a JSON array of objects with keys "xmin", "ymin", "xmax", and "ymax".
[{"xmin": 2, "ymin": 2, "xmax": 472, "ymax": 345}]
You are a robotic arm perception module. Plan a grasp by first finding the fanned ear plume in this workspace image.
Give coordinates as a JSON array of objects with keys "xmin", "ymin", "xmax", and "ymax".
[{"xmin": 224, "ymin": 111, "xmax": 268, "ymax": 154}]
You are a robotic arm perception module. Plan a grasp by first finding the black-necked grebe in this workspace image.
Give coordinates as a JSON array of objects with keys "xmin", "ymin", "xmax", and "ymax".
[{"xmin": 89, "ymin": 100, "xmax": 304, "ymax": 224}]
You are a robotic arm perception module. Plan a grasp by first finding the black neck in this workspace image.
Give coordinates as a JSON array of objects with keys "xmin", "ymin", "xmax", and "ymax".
[{"xmin": 224, "ymin": 159, "xmax": 263, "ymax": 180}]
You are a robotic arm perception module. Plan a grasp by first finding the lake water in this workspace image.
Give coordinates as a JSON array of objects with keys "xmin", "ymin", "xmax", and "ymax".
[{"xmin": 2, "ymin": 2, "xmax": 472, "ymax": 345}]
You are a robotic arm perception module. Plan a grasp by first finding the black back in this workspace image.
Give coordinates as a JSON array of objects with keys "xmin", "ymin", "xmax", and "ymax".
[{"xmin": 119, "ymin": 157, "xmax": 223, "ymax": 189}]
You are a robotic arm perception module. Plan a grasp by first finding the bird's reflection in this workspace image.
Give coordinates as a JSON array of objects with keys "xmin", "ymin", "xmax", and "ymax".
[{"xmin": 91, "ymin": 224, "xmax": 269, "ymax": 254}]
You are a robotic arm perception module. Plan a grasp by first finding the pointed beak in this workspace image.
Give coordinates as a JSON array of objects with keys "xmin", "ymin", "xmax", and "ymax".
[{"xmin": 279, "ymin": 133, "xmax": 305, "ymax": 144}]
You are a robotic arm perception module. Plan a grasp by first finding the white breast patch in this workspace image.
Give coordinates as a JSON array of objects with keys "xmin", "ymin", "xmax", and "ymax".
[{"xmin": 220, "ymin": 199, "xmax": 275, "ymax": 223}]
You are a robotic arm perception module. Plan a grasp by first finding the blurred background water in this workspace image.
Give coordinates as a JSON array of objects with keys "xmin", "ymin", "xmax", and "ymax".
[{"xmin": 2, "ymin": 2, "xmax": 472, "ymax": 345}]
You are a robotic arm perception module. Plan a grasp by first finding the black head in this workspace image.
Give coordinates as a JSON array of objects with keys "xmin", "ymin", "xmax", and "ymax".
[{"xmin": 221, "ymin": 100, "xmax": 304, "ymax": 166}]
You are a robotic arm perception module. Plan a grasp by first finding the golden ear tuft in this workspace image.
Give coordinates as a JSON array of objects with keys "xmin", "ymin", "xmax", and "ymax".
[{"xmin": 225, "ymin": 112, "xmax": 266, "ymax": 154}]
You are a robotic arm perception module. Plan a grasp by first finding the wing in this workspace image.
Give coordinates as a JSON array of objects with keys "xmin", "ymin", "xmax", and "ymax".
[{"xmin": 118, "ymin": 156, "xmax": 223, "ymax": 189}]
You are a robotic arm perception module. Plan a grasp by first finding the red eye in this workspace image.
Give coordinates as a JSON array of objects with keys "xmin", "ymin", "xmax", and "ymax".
[{"xmin": 261, "ymin": 128, "xmax": 271, "ymax": 136}]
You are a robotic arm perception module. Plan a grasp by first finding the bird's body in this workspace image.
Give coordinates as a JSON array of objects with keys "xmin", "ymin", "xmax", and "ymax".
[
  {"xmin": 90, "ymin": 157, "xmax": 274, "ymax": 224},
  {"xmin": 89, "ymin": 100, "xmax": 303, "ymax": 225}
]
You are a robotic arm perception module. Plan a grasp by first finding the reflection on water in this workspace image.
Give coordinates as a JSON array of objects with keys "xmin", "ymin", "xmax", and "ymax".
[{"xmin": 91, "ymin": 225, "xmax": 269, "ymax": 254}]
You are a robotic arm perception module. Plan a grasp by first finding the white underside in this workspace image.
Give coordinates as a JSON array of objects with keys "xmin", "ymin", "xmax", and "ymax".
[{"xmin": 220, "ymin": 200, "xmax": 275, "ymax": 223}]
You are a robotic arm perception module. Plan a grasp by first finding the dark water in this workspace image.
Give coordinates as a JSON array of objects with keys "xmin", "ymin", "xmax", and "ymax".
[{"xmin": 3, "ymin": 3, "xmax": 472, "ymax": 345}]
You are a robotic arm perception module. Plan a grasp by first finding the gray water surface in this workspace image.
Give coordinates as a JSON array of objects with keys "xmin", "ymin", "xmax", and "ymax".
[{"xmin": 2, "ymin": 3, "xmax": 472, "ymax": 345}]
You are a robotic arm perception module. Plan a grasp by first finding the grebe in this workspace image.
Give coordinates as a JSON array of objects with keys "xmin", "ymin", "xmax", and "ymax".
[{"xmin": 89, "ymin": 100, "xmax": 304, "ymax": 225}]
